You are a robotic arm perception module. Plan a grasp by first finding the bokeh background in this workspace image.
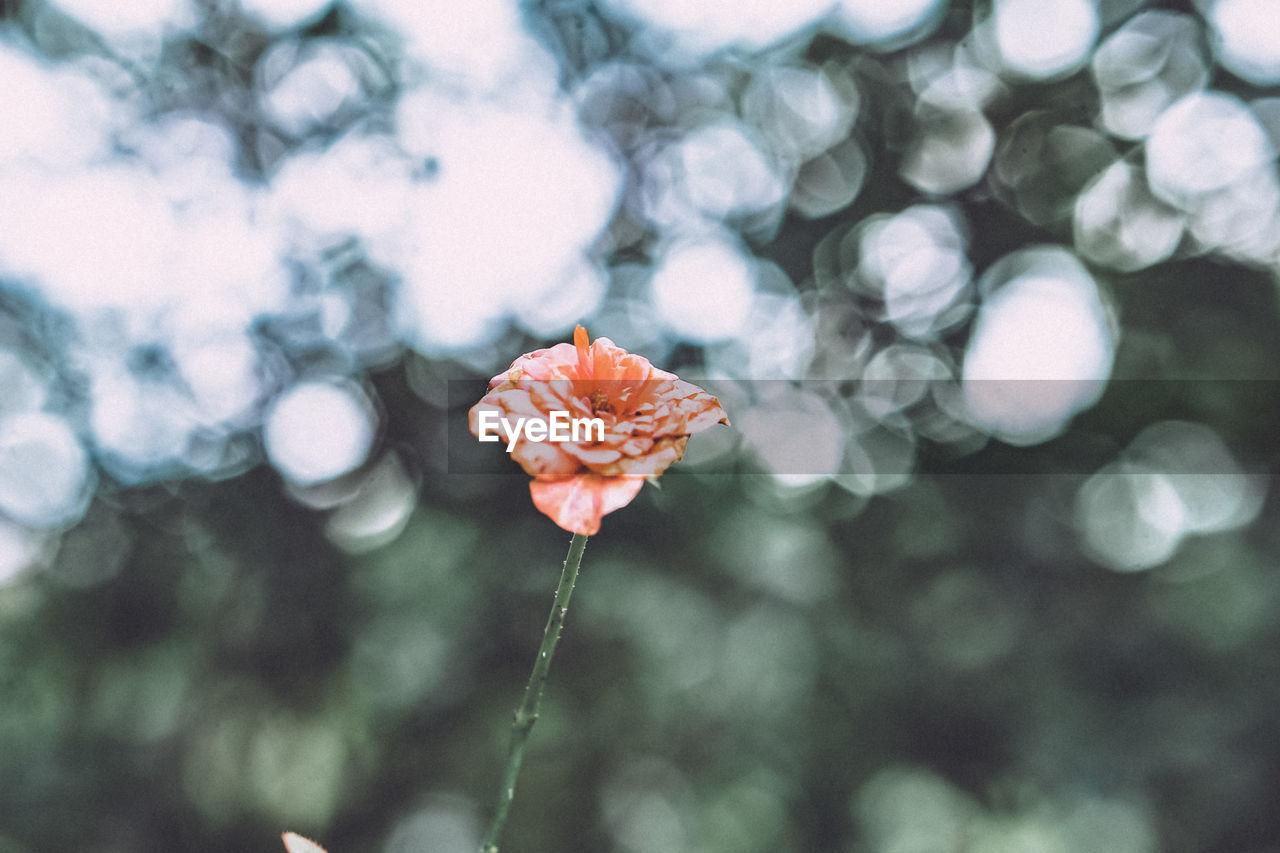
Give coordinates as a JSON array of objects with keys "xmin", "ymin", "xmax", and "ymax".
[{"xmin": 2, "ymin": 0, "xmax": 1280, "ymax": 850}]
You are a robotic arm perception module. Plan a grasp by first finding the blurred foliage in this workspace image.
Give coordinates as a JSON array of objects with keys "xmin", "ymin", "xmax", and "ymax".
[{"xmin": 2, "ymin": 1, "xmax": 1280, "ymax": 853}]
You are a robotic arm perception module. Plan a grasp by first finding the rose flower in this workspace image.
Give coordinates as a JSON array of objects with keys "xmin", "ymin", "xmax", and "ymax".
[
  {"xmin": 283, "ymin": 833, "xmax": 326, "ymax": 853},
  {"xmin": 469, "ymin": 325, "xmax": 728, "ymax": 534}
]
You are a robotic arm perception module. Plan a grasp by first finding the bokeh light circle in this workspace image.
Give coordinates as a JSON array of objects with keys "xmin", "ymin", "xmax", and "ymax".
[{"xmin": 263, "ymin": 380, "xmax": 377, "ymax": 486}]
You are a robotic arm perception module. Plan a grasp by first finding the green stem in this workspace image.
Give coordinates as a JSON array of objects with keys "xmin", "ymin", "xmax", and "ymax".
[{"xmin": 481, "ymin": 532, "xmax": 589, "ymax": 853}]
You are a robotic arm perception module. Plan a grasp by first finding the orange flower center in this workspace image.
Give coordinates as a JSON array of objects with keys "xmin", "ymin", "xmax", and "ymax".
[{"xmin": 590, "ymin": 389, "xmax": 612, "ymax": 414}]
